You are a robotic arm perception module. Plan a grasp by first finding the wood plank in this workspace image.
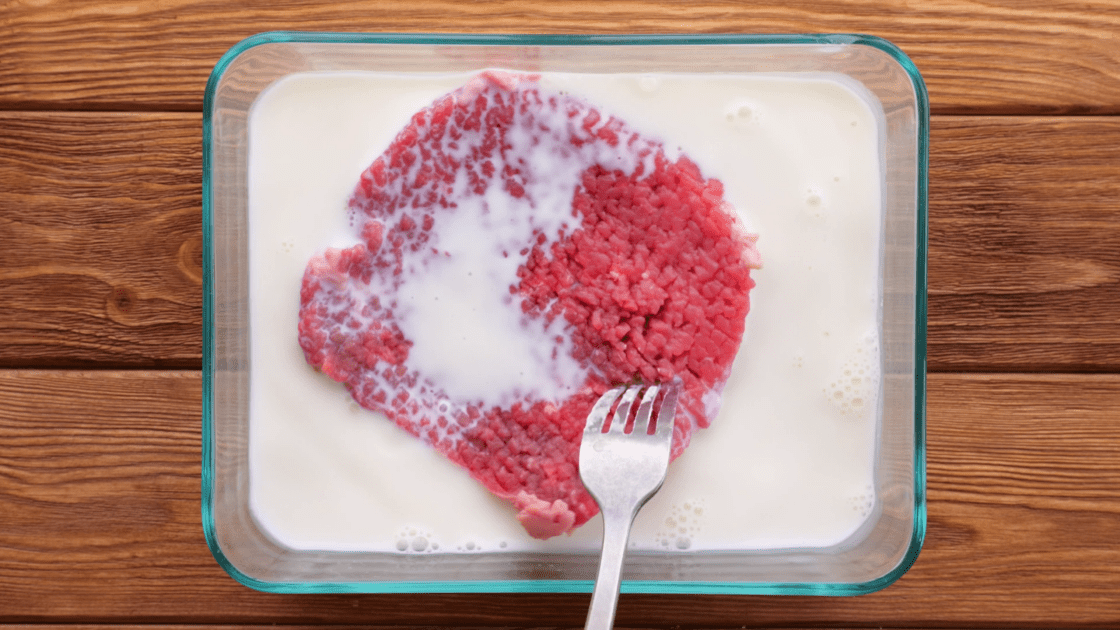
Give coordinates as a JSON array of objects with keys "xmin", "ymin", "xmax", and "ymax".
[
  {"xmin": 0, "ymin": 370, "xmax": 1117, "ymax": 626},
  {"xmin": 2, "ymin": 0, "xmax": 1120, "ymax": 113},
  {"xmin": 6, "ymin": 623, "xmax": 1071, "ymax": 630},
  {"xmin": 3, "ymin": 113, "xmax": 1119, "ymax": 370},
  {"xmin": 0, "ymin": 623, "xmax": 976, "ymax": 627},
  {"xmin": 0, "ymin": 112, "xmax": 202, "ymax": 368},
  {"xmin": 928, "ymin": 116, "xmax": 1120, "ymax": 371},
  {"xmin": 0, "ymin": 623, "xmax": 972, "ymax": 627}
]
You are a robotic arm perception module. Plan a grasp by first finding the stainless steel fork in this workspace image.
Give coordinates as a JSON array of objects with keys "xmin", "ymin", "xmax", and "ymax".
[{"xmin": 579, "ymin": 381, "xmax": 680, "ymax": 630}]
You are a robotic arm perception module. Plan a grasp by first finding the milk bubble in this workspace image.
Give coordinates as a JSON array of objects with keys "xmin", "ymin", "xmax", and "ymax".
[
  {"xmin": 652, "ymin": 500, "xmax": 705, "ymax": 551},
  {"xmin": 849, "ymin": 484, "xmax": 876, "ymax": 518},
  {"xmin": 725, "ymin": 100, "xmax": 761, "ymax": 128},
  {"xmin": 392, "ymin": 527, "xmax": 440, "ymax": 553},
  {"xmin": 637, "ymin": 75, "xmax": 661, "ymax": 93},
  {"xmin": 824, "ymin": 334, "xmax": 879, "ymax": 417}
]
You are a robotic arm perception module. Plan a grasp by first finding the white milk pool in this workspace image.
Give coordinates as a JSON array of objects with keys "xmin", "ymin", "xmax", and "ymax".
[{"xmin": 247, "ymin": 71, "xmax": 883, "ymax": 554}]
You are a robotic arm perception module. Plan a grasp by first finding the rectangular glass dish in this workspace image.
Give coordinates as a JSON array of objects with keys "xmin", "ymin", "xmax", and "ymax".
[{"xmin": 202, "ymin": 32, "xmax": 927, "ymax": 595}]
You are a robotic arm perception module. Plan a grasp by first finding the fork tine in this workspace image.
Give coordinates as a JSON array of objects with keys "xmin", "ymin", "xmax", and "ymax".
[
  {"xmin": 631, "ymin": 385, "xmax": 660, "ymax": 435},
  {"xmin": 608, "ymin": 386, "xmax": 641, "ymax": 434},
  {"xmin": 584, "ymin": 386, "xmax": 625, "ymax": 435},
  {"xmin": 654, "ymin": 381, "xmax": 681, "ymax": 438}
]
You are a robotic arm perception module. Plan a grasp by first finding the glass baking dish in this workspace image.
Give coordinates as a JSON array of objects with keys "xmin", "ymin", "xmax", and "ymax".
[{"xmin": 202, "ymin": 32, "xmax": 927, "ymax": 595}]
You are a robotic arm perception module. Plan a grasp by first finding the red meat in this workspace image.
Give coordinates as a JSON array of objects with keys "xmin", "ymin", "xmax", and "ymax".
[{"xmin": 297, "ymin": 71, "xmax": 761, "ymax": 539}]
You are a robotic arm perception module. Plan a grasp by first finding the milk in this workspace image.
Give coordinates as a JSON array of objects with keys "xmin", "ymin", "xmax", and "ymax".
[{"xmin": 247, "ymin": 71, "xmax": 883, "ymax": 553}]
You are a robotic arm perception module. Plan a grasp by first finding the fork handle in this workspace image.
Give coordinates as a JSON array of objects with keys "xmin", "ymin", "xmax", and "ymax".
[{"xmin": 585, "ymin": 507, "xmax": 636, "ymax": 630}]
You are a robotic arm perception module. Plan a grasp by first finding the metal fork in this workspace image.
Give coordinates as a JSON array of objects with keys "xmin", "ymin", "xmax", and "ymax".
[{"xmin": 579, "ymin": 381, "xmax": 680, "ymax": 630}]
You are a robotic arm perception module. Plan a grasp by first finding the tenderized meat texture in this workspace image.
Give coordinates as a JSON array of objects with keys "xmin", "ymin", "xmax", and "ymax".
[{"xmin": 297, "ymin": 71, "xmax": 761, "ymax": 539}]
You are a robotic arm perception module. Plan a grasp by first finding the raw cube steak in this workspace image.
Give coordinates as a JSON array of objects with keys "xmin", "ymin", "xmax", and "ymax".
[{"xmin": 297, "ymin": 72, "xmax": 761, "ymax": 539}]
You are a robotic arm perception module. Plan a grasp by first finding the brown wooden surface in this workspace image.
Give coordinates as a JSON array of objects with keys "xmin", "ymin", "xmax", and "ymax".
[
  {"xmin": 1, "ymin": 371, "xmax": 1117, "ymax": 627},
  {"xmin": 2, "ymin": 0, "xmax": 1119, "ymax": 628},
  {"xmin": 0, "ymin": 113, "xmax": 202, "ymax": 368},
  {"xmin": 4, "ymin": 114, "xmax": 1119, "ymax": 372},
  {"xmin": 3, "ymin": 0, "xmax": 1120, "ymax": 114}
]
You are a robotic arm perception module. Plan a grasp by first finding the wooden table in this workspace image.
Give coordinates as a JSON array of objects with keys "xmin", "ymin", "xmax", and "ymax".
[{"xmin": 2, "ymin": 1, "xmax": 1118, "ymax": 628}]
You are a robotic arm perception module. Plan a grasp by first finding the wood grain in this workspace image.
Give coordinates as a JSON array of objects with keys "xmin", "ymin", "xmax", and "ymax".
[
  {"xmin": 0, "ymin": 370, "xmax": 1117, "ymax": 627},
  {"xmin": 0, "ymin": 623, "xmax": 999, "ymax": 627},
  {"xmin": 0, "ymin": 112, "xmax": 202, "ymax": 368},
  {"xmin": 928, "ymin": 116, "xmax": 1120, "ymax": 371},
  {"xmin": 2, "ymin": 0, "xmax": 1120, "ymax": 114},
  {"xmin": 0, "ymin": 623, "xmax": 949, "ymax": 627},
  {"xmin": 3, "ymin": 113, "xmax": 1118, "ymax": 370}
]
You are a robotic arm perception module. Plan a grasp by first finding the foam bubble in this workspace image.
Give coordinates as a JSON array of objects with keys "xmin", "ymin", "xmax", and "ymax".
[
  {"xmin": 393, "ymin": 526, "xmax": 439, "ymax": 553},
  {"xmin": 823, "ymin": 334, "xmax": 879, "ymax": 417},
  {"xmin": 848, "ymin": 484, "xmax": 876, "ymax": 518},
  {"xmin": 653, "ymin": 499, "xmax": 705, "ymax": 551},
  {"xmin": 804, "ymin": 186, "xmax": 825, "ymax": 218},
  {"xmin": 724, "ymin": 100, "xmax": 760, "ymax": 128}
]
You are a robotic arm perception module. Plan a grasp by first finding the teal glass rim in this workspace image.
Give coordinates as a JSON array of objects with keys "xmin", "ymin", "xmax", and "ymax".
[{"xmin": 202, "ymin": 31, "xmax": 928, "ymax": 596}]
